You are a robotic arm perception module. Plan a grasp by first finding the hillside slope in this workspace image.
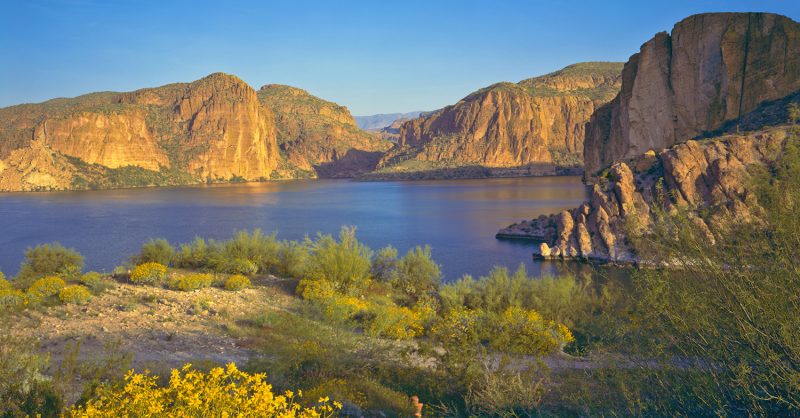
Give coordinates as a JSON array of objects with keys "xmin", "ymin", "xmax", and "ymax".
[{"xmin": 376, "ymin": 62, "xmax": 623, "ymax": 176}]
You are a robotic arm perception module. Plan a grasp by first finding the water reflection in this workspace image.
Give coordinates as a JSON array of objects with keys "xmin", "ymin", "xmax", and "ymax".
[{"xmin": 0, "ymin": 177, "xmax": 593, "ymax": 280}]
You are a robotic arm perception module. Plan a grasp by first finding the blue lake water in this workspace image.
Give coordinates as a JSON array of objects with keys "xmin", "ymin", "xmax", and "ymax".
[{"xmin": 0, "ymin": 177, "xmax": 591, "ymax": 281}]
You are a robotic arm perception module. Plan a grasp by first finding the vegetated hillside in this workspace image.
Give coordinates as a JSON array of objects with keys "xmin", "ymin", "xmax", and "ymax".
[
  {"xmin": 584, "ymin": 12, "xmax": 800, "ymax": 178},
  {"xmin": 0, "ymin": 74, "xmax": 389, "ymax": 191},
  {"xmin": 257, "ymin": 84, "xmax": 392, "ymax": 178},
  {"xmin": 376, "ymin": 62, "xmax": 623, "ymax": 177}
]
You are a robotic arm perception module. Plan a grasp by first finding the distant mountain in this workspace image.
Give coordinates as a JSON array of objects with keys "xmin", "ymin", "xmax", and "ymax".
[
  {"xmin": 354, "ymin": 112, "xmax": 428, "ymax": 131},
  {"xmin": 374, "ymin": 62, "xmax": 624, "ymax": 177}
]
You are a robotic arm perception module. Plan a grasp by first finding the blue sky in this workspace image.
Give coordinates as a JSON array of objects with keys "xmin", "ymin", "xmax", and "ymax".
[{"xmin": 1, "ymin": 1, "xmax": 798, "ymax": 115}]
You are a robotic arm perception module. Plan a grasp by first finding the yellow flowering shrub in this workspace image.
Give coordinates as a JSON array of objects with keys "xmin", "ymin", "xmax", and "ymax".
[
  {"xmin": 224, "ymin": 274, "xmax": 251, "ymax": 291},
  {"xmin": 130, "ymin": 262, "xmax": 167, "ymax": 285},
  {"xmin": 366, "ymin": 304, "xmax": 423, "ymax": 340},
  {"xmin": 167, "ymin": 273, "xmax": 213, "ymax": 292},
  {"xmin": 0, "ymin": 288, "xmax": 26, "ymax": 310},
  {"xmin": 68, "ymin": 363, "xmax": 340, "ymax": 417},
  {"xmin": 26, "ymin": 276, "xmax": 66, "ymax": 303},
  {"xmin": 431, "ymin": 307, "xmax": 481, "ymax": 348},
  {"xmin": 58, "ymin": 285, "xmax": 92, "ymax": 305},
  {"xmin": 490, "ymin": 306, "xmax": 574, "ymax": 355},
  {"xmin": 0, "ymin": 277, "xmax": 12, "ymax": 290},
  {"xmin": 322, "ymin": 294, "xmax": 369, "ymax": 323},
  {"xmin": 296, "ymin": 278, "xmax": 336, "ymax": 302}
]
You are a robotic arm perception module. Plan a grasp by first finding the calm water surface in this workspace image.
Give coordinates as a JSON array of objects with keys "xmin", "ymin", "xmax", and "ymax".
[{"xmin": 0, "ymin": 177, "xmax": 590, "ymax": 280}]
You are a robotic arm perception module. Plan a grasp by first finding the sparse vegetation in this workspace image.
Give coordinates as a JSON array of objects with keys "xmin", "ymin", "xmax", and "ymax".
[
  {"xmin": 129, "ymin": 262, "xmax": 167, "ymax": 285},
  {"xmin": 15, "ymin": 244, "xmax": 84, "ymax": 289}
]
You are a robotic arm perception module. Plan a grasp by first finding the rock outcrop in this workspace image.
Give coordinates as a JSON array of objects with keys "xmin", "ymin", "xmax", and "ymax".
[
  {"xmin": 257, "ymin": 85, "xmax": 391, "ymax": 177},
  {"xmin": 584, "ymin": 12, "xmax": 800, "ymax": 179},
  {"xmin": 0, "ymin": 74, "xmax": 388, "ymax": 191},
  {"xmin": 499, "ymin": 111, "xmax": 797, "ymax": 263},
  {"xmin": 378, "ymin": 62, "xmax": 623, "ymax": 175}
]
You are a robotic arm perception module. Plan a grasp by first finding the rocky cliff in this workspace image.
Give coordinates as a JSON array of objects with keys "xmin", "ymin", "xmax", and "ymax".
[
  {"xmin": 584, "ymin": 12, "xmax": 800, "ymax": 179},
  {"xmin": 378, "ymin": 62, "xmax": 623, "ymax": 175},
  {"xmin": 0, "ymin": 74, "xmax": 388, "ymax": 191},
  {"xmin": 257, "ymin": 85, "xmax": 391, "ymax": 177},
  {"xmin": 499, "ymin": 123, "xmax": 795, "ymax": 263}
]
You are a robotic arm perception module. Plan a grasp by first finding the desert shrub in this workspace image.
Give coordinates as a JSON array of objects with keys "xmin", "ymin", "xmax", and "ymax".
[
  {"xmin": 276, "ymin": 240, "xmax": 309, "ymax": 278},
  {"xmin": 430, "ymin": 308, "xmax": 483, "ymax": 385},
  {"xmin": 297, "ymin": 278, "xmax": 336, "ymax": 301},
  {"xmin": 224, "ymin": 274, "xmax": 251, "ymax": 291},
  {"xmin": 129, "ymin": 262, "xmax": 167, "ymax": 285},
  {"xmin": 58, "ymin": 285, "xmax": 92, "ymax": 305},
  {"xmin": 16, "ymin": 243, "xmax": 84, "ymax": 288},
  {"xmin": 365, "ymin": 303, "xmax": 423, "ymax": 340},
  {"xmin": 78, "ymin": 272, "xmax": 113, "ymax": 294},
  {"xmin": 132, "ymin": 238, "xmax": 175, "ymax": 266},
  {"xmin": 67, "ymin": 363, "xmax": 340, "ymax": 417},
  {"xmin": 220, "ymin": 258, "xmax": 258, "ymax": 275},
  {"xmin": 305, "ymin": 227, "xmax": 372, "ymax": 295},
  {"xmin": 0, "ymin": 333, "xmax": 63, "ymax": 417},
  {"xmin": 0, "ymin": 288, "xmax": 26, "ymax": 310},
  {"xmin": 174, "ymin": 237, "xmax": 211, "ymax": 269},
  {"xmin": 167, "ymin": 273, "xmax": 213, "ymax": 292},
  {"xmin": 439, "ymin": 265, "xmax": 619, "ymax": 353},
  {"xmin": 465, "ymin": 362, "xmax": 546, "ymax": 417},
  {"xmin": 27, "ymin": 276, "xmax": 67, "ymax": 304},
  {"xmin": 371, "ymin": 245, "xmax": 398, "ymax": 282},
  {"xmin": 489, "ymin": 306, "xmax": 574, "ymax": 355},
  {"xmin": 391, "ymin": 245, "xmax": 441, "ymax": 303},
  {"xmin": 221, "ymin": 230, "xmax": 281, "ymax": 273}
]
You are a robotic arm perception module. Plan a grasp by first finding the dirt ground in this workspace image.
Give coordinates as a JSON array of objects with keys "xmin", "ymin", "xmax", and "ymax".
[{"xmin": 8, "ymin": 276, "xmax": 297, "ymax": 374}]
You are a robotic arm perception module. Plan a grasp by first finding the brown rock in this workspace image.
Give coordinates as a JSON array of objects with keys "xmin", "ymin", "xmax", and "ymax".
[
  {"xmin": 380, "ymin": 62, "xmax": 623, "ymax": 172},
  {"xmin": 585, "ymin": 13, "xmax": 800, "ymax": 178}
]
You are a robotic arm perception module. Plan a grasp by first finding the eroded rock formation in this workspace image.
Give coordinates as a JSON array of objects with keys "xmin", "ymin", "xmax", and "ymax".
[
  {"xmin": 498, "ymin": 125, "xmax": 793, "ymax": 262},
  {"xmin": 378, "ymin": 62, "xmax": 623, "ymax": 174},
  {"xmin": 584, "ymin": 12, "xmax": 800, "ymax": 178},
  {"xmin": 257, "ymin": 85, "xmax": 391, "ymax": 177}
]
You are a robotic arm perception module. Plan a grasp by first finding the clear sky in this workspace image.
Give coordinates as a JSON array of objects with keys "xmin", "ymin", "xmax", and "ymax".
[{"xmin": 1, "ymin": 0, "xmax": 798, "ymax": 115}]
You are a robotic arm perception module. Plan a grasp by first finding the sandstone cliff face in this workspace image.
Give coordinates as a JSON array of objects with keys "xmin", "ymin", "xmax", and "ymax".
[
  {"xmin": 257, "ymin": 84, "xmax": 391, "ymax": 177},
  {"xmin": 585, "ymin": 13, "xmax": 800, "ymax": 178},
  {"xmin": 498, "ymin": 125, "xmax": 792, "ymax": 262},
  {"xmin": 380, "ymin": 62, "xmax": 623, "ymax": 173},
  {"xmin": 0, "ymin": 73, "xmax": 286, "ymax": 191}
]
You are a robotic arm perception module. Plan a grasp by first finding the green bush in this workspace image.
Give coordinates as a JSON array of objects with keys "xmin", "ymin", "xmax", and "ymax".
[
  {"xmin": 219, "ymin": 258, "xmax": 258, "ymax": 275},
  {"xmin": 16, "ymin": 243, "xmax": 84, "ymax": 288},
  {"xmin": 221, "ymin": 230, "xmax": 280, "ymax": 273},
  {"xmin": 391, "ymin": 245, "xmax": 441, "ymax": 303},
  {"xmin": 27, "ymin": 276, "xmax": 67, "ymax": 304},
  {"xmin": 174, "ymin": 237, "xmax": 211, "ymax": 269},
  {"xmin": 371, "ymin": 246, "xmax": 398, "ymax": 282},
  {"xmin": 132, "ymin": 238, "xmax": 175, "ymax": 266},
  {"xmin": 0, "ymin": 334, "xmax": 63, "ymax": 417},
  {"xmin": 58, "ymin": 285, "xmax": 92, "ymax": 305},
  {"xmin": 129, "ymin": 263, "xmax": 167, "ymax": 285},
  {"xmin": 167, "ymin": 273, "xmax": 213, "ymax": 292},
  {"xmin": 224, "ymin": 275, "xmax": 251, "ymax": 291},
  {"xmin": 365, "ymin": 303, "xmax": 423, "ymax": 340},
  {"xmin": 276, "ymin": 240, "xmax": 309, "ymax": 278},
  {"xmin": 0, "ymin": 288, "xmax": 26, "ymax": 310},
  {"xmin": 305, "ymin": 227, "xmax": 372, "ymax": 295},
  {"xmin": 78, "ymin": 272, "xmax": 113, "ymax": 294}
]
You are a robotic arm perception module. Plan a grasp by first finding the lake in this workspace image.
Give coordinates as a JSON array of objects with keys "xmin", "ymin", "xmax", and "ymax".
[{"xmin": 0, "ymin": 177, "xmax": 590, "ymax": 280}]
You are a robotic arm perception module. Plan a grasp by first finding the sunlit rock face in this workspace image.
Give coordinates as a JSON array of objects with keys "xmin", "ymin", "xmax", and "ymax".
[
  {"xmin": 584, "ymin": 12, "xmax": 800, "ymax": 179},
  {"xmin": 380, "ymin": 62, "xmax": 623, "ymax": 172},
  {"xmin": 257, "ymin": 84, "xmax": 392, "ymax": 178}
]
